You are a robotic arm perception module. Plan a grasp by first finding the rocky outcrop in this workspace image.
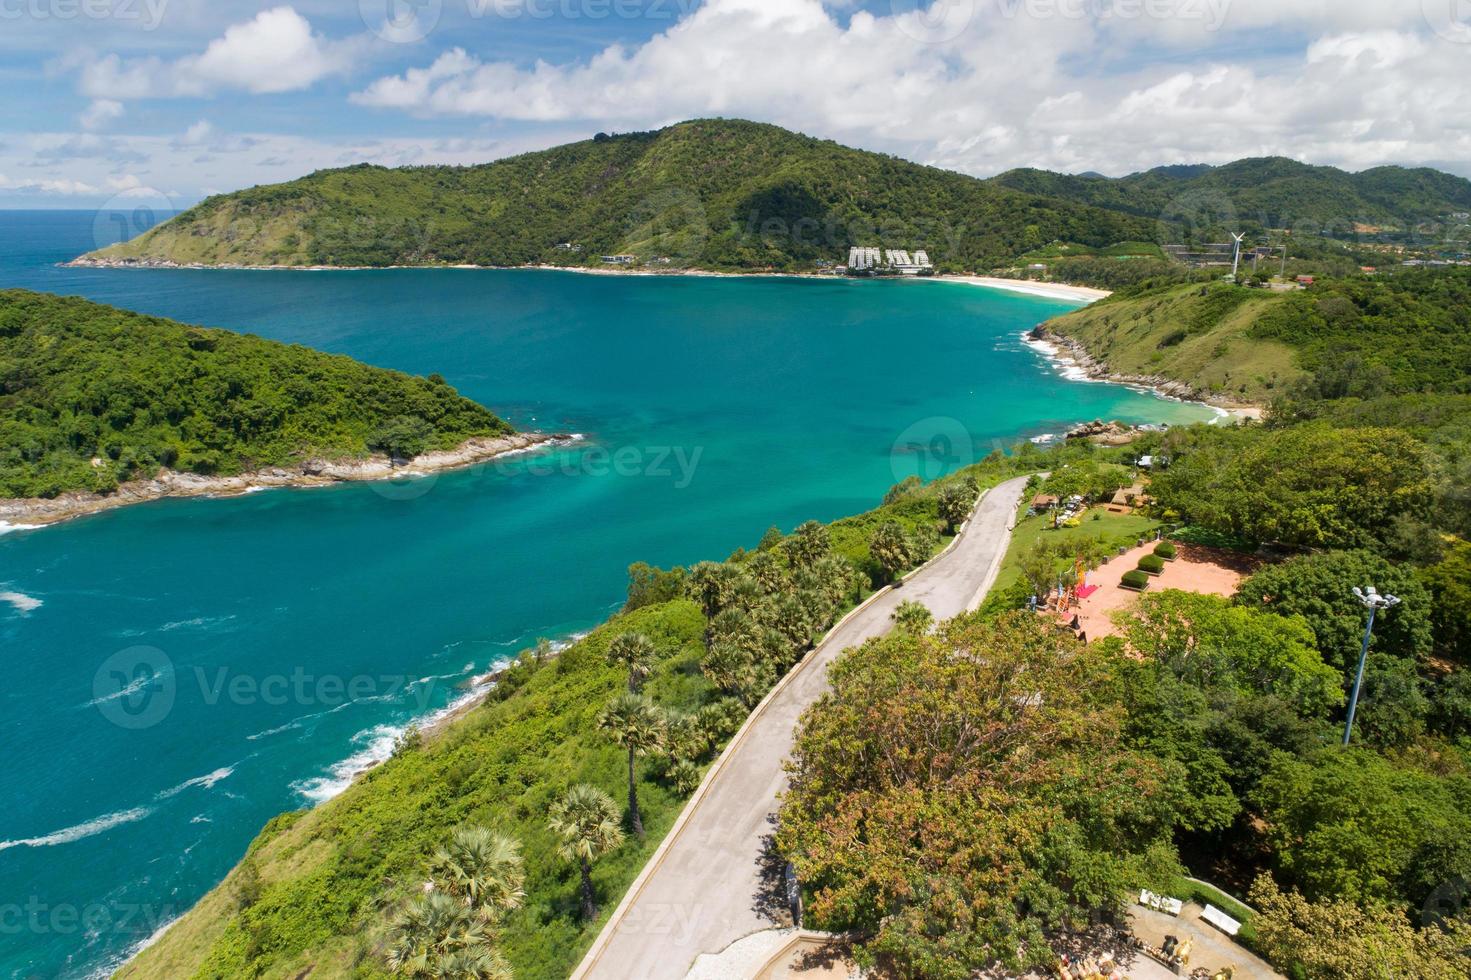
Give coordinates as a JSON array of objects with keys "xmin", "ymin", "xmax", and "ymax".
[
  {"xmin": 1027, "ymin": 325, "xmax": 1251, "ymax": 411},
  {"xmin": 0, "ymin": 432, "xmax": 568, "ymax": 526},
  {"xmin": 1065, "ymin": 419, "xmax": 1138, "ymax": 445}
]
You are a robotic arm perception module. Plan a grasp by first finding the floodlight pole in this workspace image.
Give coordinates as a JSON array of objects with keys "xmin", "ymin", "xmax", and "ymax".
[{"xmin": 1342, "ymin": 586, "xmax": 1401, "ymax": 746}]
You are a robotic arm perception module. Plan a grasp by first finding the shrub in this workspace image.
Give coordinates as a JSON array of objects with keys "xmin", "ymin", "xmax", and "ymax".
[
  {"xmin": 1153, "ymin": 541, "xmax": 1177, "ymax": 560},
  {"xmin": 1137, "ymin": 554, "xmax": 1166, "ymax": 574},
  {"xmin": 1120, "ymin": 570, "xmax": 1151, "ymax": 591}
]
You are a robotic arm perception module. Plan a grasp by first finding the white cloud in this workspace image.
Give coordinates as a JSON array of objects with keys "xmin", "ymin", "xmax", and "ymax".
[
  {"xmin": 350, "ymin": 0, "xmax": 1471, "ymax": 177},
  {"xmin": 76, "ymin": 7, "xmax": 363, "ymax": 100},
  {"xmin": 79, "ymin": 99, "xmax": 124, "ymax": 131},
  {"xmin": 0, "ymin": 173, "xmax": 102, "ymax": 196}
]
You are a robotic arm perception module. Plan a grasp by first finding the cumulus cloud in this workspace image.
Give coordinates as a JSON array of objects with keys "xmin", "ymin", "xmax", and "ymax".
[
  {"xmin": 79, "ymin": 99, "xmax": 124, "ymax": 131},
  {"xmin": 77, "ymin": 7, "xmax": 363, "ymax": 99},
  {"xmin": 350, "ymin": 0, "xmax": 1471, "ymax": 176}
]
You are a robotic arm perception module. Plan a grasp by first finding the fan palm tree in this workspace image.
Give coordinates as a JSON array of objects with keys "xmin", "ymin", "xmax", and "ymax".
[
  {"xmin": 430, "ymin": 827, "xmax": 525, "ymax": 921},
  {"xmin": 597, "ymin": 692, "xmax": 665, "ymax": 839},
  {"xmin": 429, "ymin": 946, "xmax": 513, "ymax": 980},
  {"xmin": 386, "ymin": 891, "xmax": 493, "ymax": 978},
  {"xmin": 606, "ymin": 632, "xmax": 656, "ymax": 691},
  {"xmin": 548, "ymin": 784, "xmax": 626, "ymax": 921}
]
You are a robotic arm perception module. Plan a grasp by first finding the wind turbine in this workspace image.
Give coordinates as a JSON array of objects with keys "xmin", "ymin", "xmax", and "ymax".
[{"xmin": 1230, "ymin": 232, "xmax": 1247, "ymax": 279}]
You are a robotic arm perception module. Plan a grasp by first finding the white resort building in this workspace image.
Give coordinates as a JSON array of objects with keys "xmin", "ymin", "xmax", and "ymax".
[{"xmin": 846, "ymin": 246, "xmax": 934, "ymax": 276}]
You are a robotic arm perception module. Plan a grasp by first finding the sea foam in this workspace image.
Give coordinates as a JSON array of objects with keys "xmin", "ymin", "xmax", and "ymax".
[{"xmin": 0, "ymin": 807, "xmax": 153, "ymax": 852}]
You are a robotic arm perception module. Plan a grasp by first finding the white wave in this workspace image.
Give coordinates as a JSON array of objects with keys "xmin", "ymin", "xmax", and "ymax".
[
  {"xmin": 190, "ymin": 815, "xmax": 212, "ymax": 824},
  {"xmin": 159, "ymin": 614, "xmax": 236, "ymax": 632},
  {"xmin": 1029, "ymin": 433, "xmax": 1061, "ymax": 445},
  {"xmin": 291, "ymin": 724, "xmax": 405, "ymax": 804},
  {"xmin": 82, "ymin": 666, "xmax": 170, "ymax": 708},
  {"xmin": 291, "ymin": 628, "xmax": 591, "ymax": 805},
  {"xmin": 156, "ymin": 766, "xmax": 234, "ymax": 799},
  {"xmin": 0, "ymin": 521, "xmax": 45, "ymax": 536},
  {"xmin": 0, "ymin": 807, "xmax": 152, "ymax": 852},
  {"xmin": 0, "ymin": 590, "xmax": 42, "ymax": 613},
  {"xmin": 246, "ymin": 718, "xmax": 304, "ymax": 741}
]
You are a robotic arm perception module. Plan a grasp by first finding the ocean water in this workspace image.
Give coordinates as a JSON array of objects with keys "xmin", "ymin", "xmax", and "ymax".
[{"xmin": 0, "ymin": 211, "xmax": 1216, "ymax": 978}]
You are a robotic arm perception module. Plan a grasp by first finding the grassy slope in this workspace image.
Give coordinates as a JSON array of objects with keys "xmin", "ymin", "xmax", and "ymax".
[
  {"xmin": 1039, "ymin": 281, "xmax": 1303, "ymax": 404},
  {"xmin": 117, "ymin": 452, "xmax": 1048, "ymax": 980},
  {"xmin": 0, "ymin": 290, "xmax": 511, "ymax": 498},
  {"xmin": 84, "ymin": 119, "xmax": 1153, "ymax": 272}
]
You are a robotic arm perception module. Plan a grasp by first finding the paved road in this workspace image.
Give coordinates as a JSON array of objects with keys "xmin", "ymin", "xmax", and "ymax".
[{"xmin": 572, "ymin": 475, "xmax": 1031, "ymax": 980}]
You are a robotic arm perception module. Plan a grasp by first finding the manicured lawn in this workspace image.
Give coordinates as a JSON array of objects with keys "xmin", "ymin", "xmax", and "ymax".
[{"xmin": 991, "ymin": 505, "xmax": 1161, "ymax": 594}]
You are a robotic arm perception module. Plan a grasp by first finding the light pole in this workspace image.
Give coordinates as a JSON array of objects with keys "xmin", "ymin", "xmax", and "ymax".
[{"xmin": 1342, "ymin": 586, "xmax": 1401, "ymax": 746}]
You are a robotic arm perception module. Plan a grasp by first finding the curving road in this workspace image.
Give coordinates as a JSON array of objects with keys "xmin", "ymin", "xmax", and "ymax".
[{"xmin": 572, "ymin": 475, "xmax": 1031, "ymax": 980}]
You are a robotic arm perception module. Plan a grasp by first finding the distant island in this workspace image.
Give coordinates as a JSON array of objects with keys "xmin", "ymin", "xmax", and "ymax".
[
  {"xmin": 70, "ymin": 119, "xmax": 1471, "ymax": 282},
  {"xmin": 0, "ymin": 289, "xmax": 551, "ymax": 524}
]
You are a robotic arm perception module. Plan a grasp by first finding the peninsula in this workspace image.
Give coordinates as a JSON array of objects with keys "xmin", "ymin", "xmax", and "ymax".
[{"xmin": 0, "ymin": 289, "xmax": 548, "ymax": 525}]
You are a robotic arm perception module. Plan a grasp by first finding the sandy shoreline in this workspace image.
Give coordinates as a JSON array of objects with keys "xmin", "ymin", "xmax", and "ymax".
[
  {"xmin": 0, "ymin": 432, "xmax": 570, "ymax": 528},
  {"xmin": 67, "ymin": 256, "xmax": 1110, "ymax": 303}
]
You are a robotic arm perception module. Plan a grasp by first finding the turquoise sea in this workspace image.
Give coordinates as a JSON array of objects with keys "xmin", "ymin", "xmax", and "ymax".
[{"xmin": 0, "ymin": 211, "xmax": 1216, "ymax": 978}]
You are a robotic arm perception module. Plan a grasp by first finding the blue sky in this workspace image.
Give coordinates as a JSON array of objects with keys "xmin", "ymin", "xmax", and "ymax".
[{"xmin": 3, "ymin": 0, "xmax": 1470, "ymax": 208}]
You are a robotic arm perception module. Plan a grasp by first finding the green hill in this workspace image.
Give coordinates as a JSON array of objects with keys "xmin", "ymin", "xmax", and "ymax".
[
  {"xmin": 0, "ymin": 289, "xmax": 511, "ymax": 498},
  {"xmin": 993, "ymin": 156, "xmax": 1471, "ymax": 234},
  {"xmin": 77, "ymin": 119, "xmax": 1154, "ymax": 271},
  {"xmin": 1036, "ymin": 267, "xmax": 1471, "ymax": 404}
]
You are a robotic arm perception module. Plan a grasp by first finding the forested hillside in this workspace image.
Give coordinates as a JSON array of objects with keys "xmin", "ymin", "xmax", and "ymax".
[
  {"xmin": 0, "ymin": 290, "xmax": 511, "ymax": 498},
  {"xmin": 994, "ymin": 156, "xmax": 1471, "ymax": 232},
  {"xmin": 79, "ymin": 120, "xmax": 1150, "ymax": 272},
  {"xmin": 1036, "ymin": 267, "xmax": 1471, "ymax": 404}
]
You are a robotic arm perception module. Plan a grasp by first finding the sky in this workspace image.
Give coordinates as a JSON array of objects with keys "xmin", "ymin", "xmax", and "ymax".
[{"xmin": 2, "ymin": 0, "xmax": 1470, "ymax": 208}]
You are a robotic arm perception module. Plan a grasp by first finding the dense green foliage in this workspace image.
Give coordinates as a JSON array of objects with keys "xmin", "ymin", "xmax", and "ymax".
[
  {"xmin": 0, "ymin": 290, "xmax": 510, "ymax": 497},
  {"xmin": 90, "ymin": 120, "xmax": 1150, "ymax": 273},
  {"xmin": 994, "ymin": 157, "xmax": 1471, "ymax": 240},
  {"xmin": 778, "ymin": 614, "xmax": 1183, "ymax": 977}
]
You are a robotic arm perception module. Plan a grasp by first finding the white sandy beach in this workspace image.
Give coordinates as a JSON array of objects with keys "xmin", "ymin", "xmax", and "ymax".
[{"xmin": 937, "ymin": 275, "xmax": 1112, "ymax": 303}]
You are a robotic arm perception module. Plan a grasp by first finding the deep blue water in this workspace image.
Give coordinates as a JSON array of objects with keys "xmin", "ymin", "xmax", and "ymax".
[{"xmin": 0, "ymin": 211, "xmax": 1215, "ymax": 978}]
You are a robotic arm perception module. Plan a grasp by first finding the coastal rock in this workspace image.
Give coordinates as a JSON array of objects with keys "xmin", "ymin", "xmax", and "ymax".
[
  {"xmin": 1065, "ymin": 419, "xmax": 1137, "ymax": 445},
  {"xmin": 0, "ymin": 432, "xmax": 564, "ymax": 527}
]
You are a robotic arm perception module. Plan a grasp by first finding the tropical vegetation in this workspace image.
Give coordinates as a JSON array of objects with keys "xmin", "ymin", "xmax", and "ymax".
[{"xmin": 0, "ymin": 290, "xmax": 510, "ymax": 498}]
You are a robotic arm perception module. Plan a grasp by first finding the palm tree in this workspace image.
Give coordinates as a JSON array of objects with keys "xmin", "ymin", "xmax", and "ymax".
[
  {"xmin": 597, "ymin": 692, "xmax": 665, "ymax": 839},
  {"xmin": 386, "ymin": 891, "xmax": 493, "ymax": 978},
  {"xmin": 606, "ymin": 632, "xmax": 656, "ymax": 691},
  {"xmin": 548, "ymin": 784, "xmax": 626, "ymax": 921},
  {"xmin": 430, "ymin": 947, "xmax": 513, "ymax": 980},
  {"xmin": 430, "ymin": 827, "xmax": 525, "ymax": 921}
]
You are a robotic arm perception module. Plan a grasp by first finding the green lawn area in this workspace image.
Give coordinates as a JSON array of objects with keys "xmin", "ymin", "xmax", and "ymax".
[{"xmin": 991, "ymin": 504, "xmax": 1161, "ymax": 594}]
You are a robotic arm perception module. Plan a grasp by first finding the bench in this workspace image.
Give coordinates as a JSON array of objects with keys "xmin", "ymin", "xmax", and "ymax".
[
  {"xmin": 1139, "ymin": 889, "xmax": 1183, "ymax": 916},
  {"xmin": 1201, "ymin": 903, "xmax": 1242, "ymax": 936}
]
